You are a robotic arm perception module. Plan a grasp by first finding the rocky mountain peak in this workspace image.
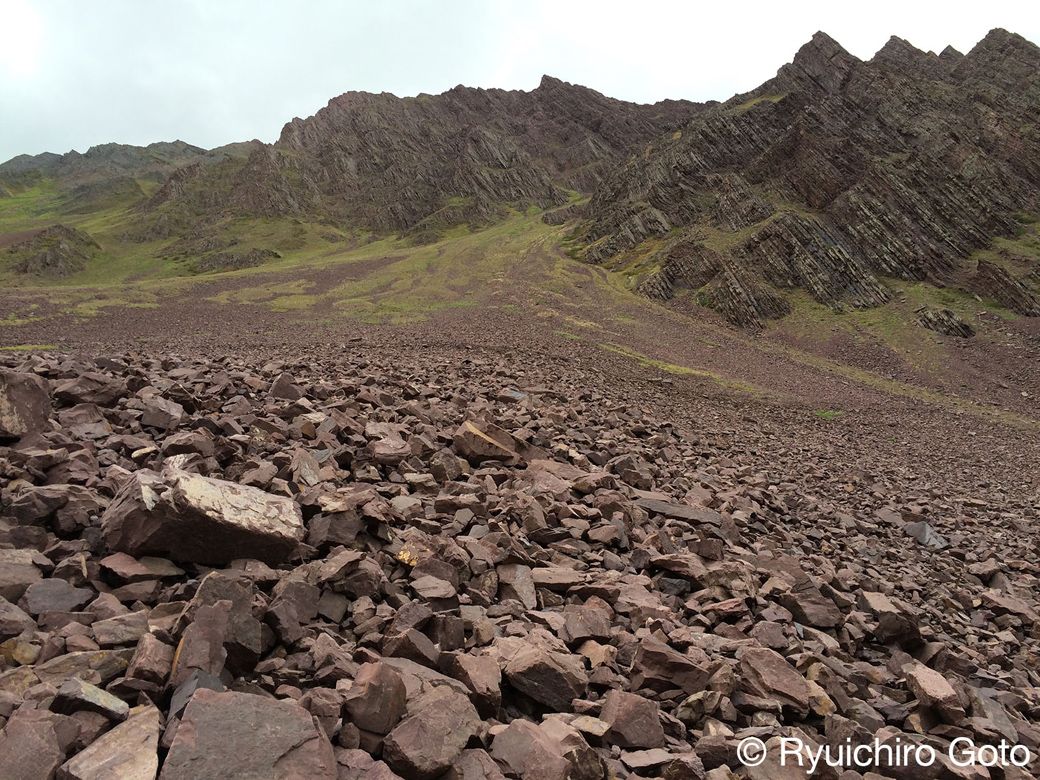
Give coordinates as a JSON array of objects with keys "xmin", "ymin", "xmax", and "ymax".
[
  {"xmin": 971, "ymin": 27, "xmax": 1034, "ymax": 53},
  {"xmin": 954, "ymin": 27, "xmax": 1040, "ymax": 89},
  {"xmin": 578, "ymin": 28, "xmax": 1040, "ymax": 329},
  {"xmin": 537, "ymin": 74, "xmax": 567, "ymax": 90},
  {"xmin": 871, "ymin": 35, "xmax": 946, "ymax": 75},
  {"xmin": 777, "ymin": 30, "xmax": 860, "ymax": 93}
]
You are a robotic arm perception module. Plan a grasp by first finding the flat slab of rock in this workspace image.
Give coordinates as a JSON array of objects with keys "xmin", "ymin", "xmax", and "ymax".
[
  {"xmin": 102, "ymin": 466, "xmax": 304, "ymax": 566},
  {"xmin": 57, "ymin": 705, "xmax": 160, "ymax": 780},
  {"xmin": 635, "ymin": 498, "xmax": 722, "ymax": 525},
  {"xmin": 52, "ymin": 677, "xmax": 130, "ymax": 721},
  {"xmin": 904, "ymin": 662, "xmax": 966, "ymax": 722},
  {"xmin": 160, "ymin": 689, "xmax": 336, "ymax": 779},
  {"xmin": 0, "ymin": 369, "xmax": 51, "ymax": 442},
  {"xmin": 21, "ymin": 578, "xmax": 94, "ymax": 615}
]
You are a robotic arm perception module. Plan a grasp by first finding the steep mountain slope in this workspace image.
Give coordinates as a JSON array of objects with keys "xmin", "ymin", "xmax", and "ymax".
[
  {"xmin": 578, "ymin": 29, "xmax": 1040, "ymax": 327},
  {"xmin": 0, "ymin": 140, "xmax": 251, "ymax": 217},
  {"xmin": 136, "ymin": 77, "xmax": 702, "ymax": 240}
]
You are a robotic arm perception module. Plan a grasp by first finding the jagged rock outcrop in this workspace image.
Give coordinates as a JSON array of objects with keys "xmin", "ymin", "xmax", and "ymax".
[
  {"xmin": 190, "ymin": 247, "xmax": 281, "ymax": 273},
  {"xmin": 973, "ymin": 259, "xmax": 1040, "ymax": 316},
  {"xmin": 5, "ymin": 225, "xmax": 101, "ymax": 277},
  {"xmin": 580, "ymin": 29, "xmax": 1040, "ymax": 326},
  {"xmin": 915, "ymin": 306, "xmax": 975, "ymax": 337}
]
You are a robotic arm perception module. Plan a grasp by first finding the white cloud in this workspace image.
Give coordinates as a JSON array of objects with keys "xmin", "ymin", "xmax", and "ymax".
[
  {"xmin": 0, "ymin": 0, "xmax": 1037, "ymax": 161},
  {"xmin": 0, "ymin": 0, "xmax": 44, "ymax": 78}
]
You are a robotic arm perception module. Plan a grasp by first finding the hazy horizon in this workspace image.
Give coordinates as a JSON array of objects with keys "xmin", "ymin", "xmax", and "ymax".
[{"xmin": 2, "ymin": 0, "xmax": 1038, "ymax": 163}]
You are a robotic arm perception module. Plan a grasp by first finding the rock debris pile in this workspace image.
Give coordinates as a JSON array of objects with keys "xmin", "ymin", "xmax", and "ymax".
[{"xmin": 0, "ymin": 351, "xmax": 1037, "ymax": 779}]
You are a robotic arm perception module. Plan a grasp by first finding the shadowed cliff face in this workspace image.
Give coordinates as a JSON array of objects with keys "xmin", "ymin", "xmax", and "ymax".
[{"xmin": 578, "ymin": 29, "xmax": 1040, "ymax": 326}]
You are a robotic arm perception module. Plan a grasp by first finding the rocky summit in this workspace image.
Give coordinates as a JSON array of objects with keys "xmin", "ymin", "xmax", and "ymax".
[{"xmin": 0, "ymin": 22, "xmax": 1039, "ymax": 780}]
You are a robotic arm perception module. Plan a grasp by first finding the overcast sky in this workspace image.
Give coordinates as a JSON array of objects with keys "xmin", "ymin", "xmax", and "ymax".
[{"xmin": 2, "ymin": 0, "xmax": 1038, "ymax": 163}]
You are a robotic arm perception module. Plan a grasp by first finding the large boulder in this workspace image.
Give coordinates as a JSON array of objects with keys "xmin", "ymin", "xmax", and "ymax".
[
  {"xmin": 160, "ymin": 689, "xmax": 336, "ymax": 779},
  {"xmin": 0, "ymin": 369, "xmax": 50, "ymax": 442},
  {"xmin": 101, "ymin": 466, "xmax": 304, "ymax": 566}
]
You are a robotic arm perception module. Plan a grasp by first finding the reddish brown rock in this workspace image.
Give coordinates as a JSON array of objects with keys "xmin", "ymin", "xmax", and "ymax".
[
  {"xmin": 599, "ymin": 689, "xmax": 666, "ymax": 749},
  {"xmin": 740, "ymin": 647, "xmax": 811, "ymax": 713},
  {"xmin": 54, "ymin": 373, "xmax": 127, "ymax": 406},
  {"xmin": 342, "ymin": 661, "xmax": 407, "ymax": 735},
  {"xmin": 383, "ymin": 687, "xmax": 481, "ymax": 780},
  {"xmin": 502, "ymin": 645, "xmax": 588, "ymax": 711},
  {"xmin": 126, "ymin": 633, "xmax": 175, "ymax": 685},
  {"xmin": 0, "ymin": 709, "xmax": 78, "ymax": 780},
  {"xmin": 139, "ymin": 395, "xmax": 185, "ymax": 430},
  {"xmin": 21, "ymin": 578, "xmax": 94, "ymax": 615},
  {"xmin": 904, "ymin": 663, "xmax": 966, "ymax": 723},
  {"xmin": 491, "ymin": 720, "xmax": 571, "ymax": 780},
  {"xmin": 160, "ymin": 689, "xmax": 336, "ymax": 779}
]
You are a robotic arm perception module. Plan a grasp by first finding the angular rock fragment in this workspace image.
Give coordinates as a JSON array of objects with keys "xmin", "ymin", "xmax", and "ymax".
[
  {"xmin": 599, "ymin": 689, "xmax": 666, "ymax": 748},
  {"xmin": 54, "ymin": 373, "xmax": 127, "ymax": 406},
  {"xmin": 21, "ymin": 578, "xmax": 94, "ymax": 615},
  {"xmin": 502, "ymin": 645, "xmax": 588, "ymax": 711},
  {"xmin": 0, "ymin": 549, "xmax": 44, "ymax": 602},
  {"xmin": 903, "ymin": 520, "xmax": 949, "ymax": 550},
  {"xmin": 443, "ymin": 652, "xmax": 502, "ymax": 717},
  {"xmin": 342, "ymin": 661, "xmax": 407, "ymax": 735},
  {"xmin": 52, "ymin": 676, "xmax": 130, "ymax": 721},
  {"xmin": 780, "ymin": 580, "xmax": 843, "ymax": 628},
  {"xmin": 170, "ymin": 601, "xmax": 230, "ymax": 688},
  {"xmin": 491, "ymin": 720, "xmax": 572, "ymax": 780},
  {"xmin": 102, "ymin": 466, "xmax": 304, "ymax": 565},
  {"xmin": 904, "ymin": 662, "xmax": 966, "ymax": 723},
  {"xmin": 0, "ymin": 709, "xmax": 78, "ymax": 780},
  {"xmin": 126, "ymin": 633, "xmax": 175, "ymax": 685},
  {"xmin": 453, "ymin": 420, "xmax": 543, "ymax": 464},
  {"xmin": 631, "ymin": 638, "xmax": 712, "ymax": 694},
  {"xmin": 383, "ymin": 686, "xmax": 480, "ymax": 780},
  {"xmin": 740, "ymin": 647, "xmax": 810, "ymax": 713},
  {"xmin": 139, "ymin": 395, "xmax": 185, "ymax": 430}
]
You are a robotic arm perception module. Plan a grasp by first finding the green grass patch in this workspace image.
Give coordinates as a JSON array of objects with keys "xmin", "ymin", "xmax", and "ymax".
[
  {"xmin": 813, "ymin": 409, "xmax": 843, "ymax": 421},
  {"xmin": 0, "ymin": 343, "xmax": 56, "ymax": 351},
  {"xmin": 728, "ymin": 93, "xmax": 786, "ymax": 114},
  {"xmin": 599, "ymin": 342, "xmax": 761, "ymax": 394}
]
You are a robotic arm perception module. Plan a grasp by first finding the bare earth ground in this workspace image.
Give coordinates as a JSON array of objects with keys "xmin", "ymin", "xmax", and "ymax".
[{"xmin": 2, "ymin": 229, "xmax": 1038, "ymax": 507}]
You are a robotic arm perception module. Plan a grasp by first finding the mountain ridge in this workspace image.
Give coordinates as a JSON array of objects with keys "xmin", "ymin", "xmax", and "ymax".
[
  {"xmin": 1, "ymin": 29, "xmax": 1038, "ymax": 333},
  {"xmin": 577, "ymin": 27, "xmax": 1040, "ymax": 326}
]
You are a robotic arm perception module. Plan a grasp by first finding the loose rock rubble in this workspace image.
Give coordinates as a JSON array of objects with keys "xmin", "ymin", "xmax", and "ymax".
[{"xmin": 1, "ymin": 349, "xmax": 1038, "ymax": 779}]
